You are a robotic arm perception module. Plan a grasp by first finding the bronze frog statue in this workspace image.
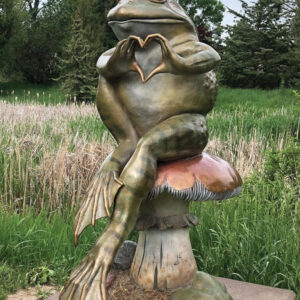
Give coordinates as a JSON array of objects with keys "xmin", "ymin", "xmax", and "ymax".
[{"xmin": 60, "ymin": 0, "xmax": 220, "ymax": 299}]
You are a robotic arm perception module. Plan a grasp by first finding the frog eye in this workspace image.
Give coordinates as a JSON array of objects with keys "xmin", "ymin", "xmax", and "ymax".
[{"xmin": 150, "ymin": 0, "xmax": 166, "ymax": 3}]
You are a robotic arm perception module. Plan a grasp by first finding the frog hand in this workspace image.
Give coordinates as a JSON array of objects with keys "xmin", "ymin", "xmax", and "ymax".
[
  {"xmin": 74, "ymin": 169, "xmax": 123, "ymax": 246},
  {"xmin": 107, "ymin": 35, "xmax": 145, "ymax": 81},
  {"xmin": 143, "ymin": 33, "xmax": 187, "ymax": 82}
]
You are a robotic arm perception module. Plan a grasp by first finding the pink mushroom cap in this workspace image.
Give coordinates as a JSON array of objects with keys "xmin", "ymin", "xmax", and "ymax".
[{"xmin": 148, "ymin": 153, "xmax": 243, "ymax": 201}]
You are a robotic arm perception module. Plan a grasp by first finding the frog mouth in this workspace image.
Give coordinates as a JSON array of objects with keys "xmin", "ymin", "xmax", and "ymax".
[{"xmin": 108, "ymin": 18, "xmax": 185, "ymax": 25}]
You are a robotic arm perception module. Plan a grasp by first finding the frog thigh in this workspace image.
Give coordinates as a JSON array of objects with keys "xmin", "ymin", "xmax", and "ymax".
[
  {"xmin": 140, "ymin": 113, "xmax": 208, "ymax": 160},
  {"xmin": 120, "ymin": 113, "xmax": 209, "ymax": 191}
]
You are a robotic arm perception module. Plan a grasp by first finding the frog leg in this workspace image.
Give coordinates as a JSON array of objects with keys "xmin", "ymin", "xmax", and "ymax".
[
  {"xmin": 115, "ymin": 112, "xmax": 208, "ymax": 227},
  {"xmin": 73, "ymin": 74, "xmax": 139, "ymax": 245},
  {"xmin": 60, "ymin": 113, "xmax": 208, "ymax": 300}
]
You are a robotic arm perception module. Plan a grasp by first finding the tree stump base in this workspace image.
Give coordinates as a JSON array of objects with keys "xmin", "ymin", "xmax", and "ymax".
[{"xmin": 131, "ymin": 228, "xmax": 197, "ymax": 290}]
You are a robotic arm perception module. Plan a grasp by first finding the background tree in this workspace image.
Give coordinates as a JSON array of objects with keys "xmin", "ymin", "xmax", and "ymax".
[
  {"xmin": 291, "ymin": 0, "xmax": 300, "ymax": 86},
  {"xmin": 1, "ymin": 0, "xmax": 225, "ymax": 83},
  {"xmin": 0, "ymin": 0, "xmax": 75, "ymax": 82},
  {"xmin": 0, "ymin": 0, "xmax": 16, "ymax": 49},
  {"xmin": 179, "ymin": 0, "xmax": 224, "ymax": 45},
  {"xmin": 220, "ymin": 0, "xmax": 299, "ymax": 89},
  {"xmin": 76, "ymin": 0, "xmax": 116, "ymax": 77},
  {"xmin": 0, "ymin": 0, "xmax": 27, "ymax": 78},
  {"xmin": 24, "ymin": 0, "xmax": 40, "ymax": 21},
  {"xmin": 57, "ymin": 10, "xmax": 97, "ymax": 103},
  {"xmin": 54, "ymin": 0, "xmax": 116, "ymax": 102},
  {"xmin": 76, "ymin": 0, "xmax": 224, "ymax": 63},
  {"xmin": 15, "ymin": 0, "xmax": 75, "ymax": 83}
]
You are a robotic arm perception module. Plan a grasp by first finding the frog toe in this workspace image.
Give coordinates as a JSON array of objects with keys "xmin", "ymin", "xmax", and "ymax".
[{"xmin": 73, "ymin": 172, "xmax": 124, "ymax": 245}]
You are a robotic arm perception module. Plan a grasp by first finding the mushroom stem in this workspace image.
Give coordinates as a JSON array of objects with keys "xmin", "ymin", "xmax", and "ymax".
[
  {"xmin": 131, "ymin": 227, "xmax": 197, "ymax": 290},
  {"xmin": 131, "ymin": 191, "xmax": 197, "ymax": 290}
]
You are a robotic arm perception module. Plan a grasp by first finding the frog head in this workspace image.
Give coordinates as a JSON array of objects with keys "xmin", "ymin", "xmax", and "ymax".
[{"xmin": 108, "ymin": 0, "xmax": 197, "ymax": 40}]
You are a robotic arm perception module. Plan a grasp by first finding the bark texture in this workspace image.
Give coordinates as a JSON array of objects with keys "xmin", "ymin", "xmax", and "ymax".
[{"xmin": 131, "ymin": 228, "xmax": 197, "ymax": 290}]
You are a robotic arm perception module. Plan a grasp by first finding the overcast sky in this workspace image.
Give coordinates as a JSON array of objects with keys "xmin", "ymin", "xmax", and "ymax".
[{"xmin": 221, "ymin": 0, "xmax": 253, "ymax": 25}]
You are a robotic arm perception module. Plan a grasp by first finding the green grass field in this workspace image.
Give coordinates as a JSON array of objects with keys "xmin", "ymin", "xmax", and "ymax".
[
  {"xmin": 0, "ymin": 83, "xmax": 299, "ymax": 299},
  {"xmin": 0, "ymin": 82, "xmax": 66, "ymax": 105}
]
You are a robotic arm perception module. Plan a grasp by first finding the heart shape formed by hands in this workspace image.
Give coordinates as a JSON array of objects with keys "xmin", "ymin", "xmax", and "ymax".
[{"xmin": 130, "ymin": 34, "xmax": 167, "ymax": 83}]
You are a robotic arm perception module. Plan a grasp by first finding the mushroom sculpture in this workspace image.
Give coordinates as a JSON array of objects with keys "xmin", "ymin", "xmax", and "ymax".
[{"xmin": 131, "ymin": 153, "xmax": 242, "ymax": 291}]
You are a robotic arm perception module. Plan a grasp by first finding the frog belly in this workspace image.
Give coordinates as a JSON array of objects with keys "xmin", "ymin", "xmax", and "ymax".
[{"xmin": 117, "ymin": 71, "xmax": 217, "ymax": 135}]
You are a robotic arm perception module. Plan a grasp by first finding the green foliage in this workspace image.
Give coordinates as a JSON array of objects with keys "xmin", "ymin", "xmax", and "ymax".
[
  {"xmin": 0, "ymin": 81, "xmax": 66, "ymax": 104},
  {"xmin": 293, "ymin": 89, "xmax": 300, "ymax": 100},
  {"xmin": 178, "ymin": 0, "xmax": 224, "ymax": 46},
  {"xmin": 0, "ymin": 149, "xmax": 299, "ymax": 297},
  {"xmin": 293, "ymin": 0, "xmax": 300, "ymax": 43},
  {"xmin": 264, "ymin": 143, "xmax": 300, "ymax": 184},
  {"xmin": 0, "ymin": 262, "xmax": 22, "ymax": 299},
  {"xmin": 0, "ymin": 0, "xmax": 75, "ymax": 83},
  {"xmin": 26, "ymin": 266, "xmax": 55, "ymax": 285},
  {"xmin": 0, "ymin": 210, "xmax": 107, "ymax": 299},
  {"xmin": 179, "ymin": 0, "xmax": 224, "ymax": 28},
  {"xmin": 17, "ymin": 0, "xmax": 75, "ymax": 83},
  {"xmin": 0, "ymin": 0, "xmax": 27, "ymax": 78},
  {"xmin": 56, "ymin": 10, "xmax": 97, "ymax": 103},
  {"xmin": 208, "ymin": 87, "xmax": 299, "ymax": 141},
  {"xmin": 220, "ymin": 0, "xmax": 300, "ymax": 89},
  {"xmin": 69, "ymin": 0, "xmax": 116, "ymax": 92},
  {"xmin": 190, "ymin": 143, "xmax": 300, "ymax": 294},
  {"xmin": 0, "ymin": 0, "xmax": 16, "ymax": 48},
  {"xmin": 36, "ymin": 286, "xmax": 52, "ymax": 299},
  {"xmin": 1, "ymin": 0, "xmax": 299, "ymax": 88},
  {"xmin": 77, "ymin": 0, "xmax": 116, "ymax": 56},
  {"xmin": 291, "ymin": 0, "xmax": 300, "ymax": 87}
]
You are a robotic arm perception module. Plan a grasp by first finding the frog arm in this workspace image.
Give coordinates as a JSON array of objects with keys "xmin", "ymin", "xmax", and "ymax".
[
  {"xmin": 96, "ymin": 47, "xmax": 125, "ymax": 79},
  {"xmin": 176, "ymin": 41, "xmax": 221, "ymax": 74},
  {"xmin": 96, "ymin": 48, "xmax": 114, "ymax": 72},
  {"xmin": 73, "ymin": 75, "xmax": 138, "ymax": 244},
  {"xmin": 97, "ymin": 36, "xmax": 144, "ymax": 81},
  {"xmin": 144, "ymin": 34, "xmax": 221, "ymax": 81}
]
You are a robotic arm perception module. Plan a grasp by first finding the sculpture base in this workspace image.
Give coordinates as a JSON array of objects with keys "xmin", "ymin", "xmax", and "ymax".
[
  {"xmin": 47, "ymin": 271, "xmax": 296, "ymax": 300},
  {"xmin": 217, "ymin": 277, "xmax": 296, "ymax": 300}
]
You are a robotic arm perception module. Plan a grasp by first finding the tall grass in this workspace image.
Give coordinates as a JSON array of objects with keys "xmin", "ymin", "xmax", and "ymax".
[
  {"xmin": 0, "ymin": 102, "xmax": 113, "ymax": 213},
  {"xmin": 190, "ymin": 165, "xmax": 300, "ymax": 292},
  {"xmin": 0, "ymin": 210, "xmax": 107, "ymax": 299},
  {"xmin": 0, "ymin": 86, "xmax": 299, "ymax": 298},
  {"xmin": 0, "ymin": 82, "xmax": 66, "ymax": 105},
  {"xmin": 0, "ymin": 88, "xmax": 298, "ymax": 213}
]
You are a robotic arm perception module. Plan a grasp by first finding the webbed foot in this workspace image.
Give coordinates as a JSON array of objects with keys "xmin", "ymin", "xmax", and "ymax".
[
  {"xmin": 60, "ymin": 228, "xmax": 122, "ymax": 300},
  {"xmin": 74, "ymin": 156, "xmax": 124, "ymax": 245}
]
